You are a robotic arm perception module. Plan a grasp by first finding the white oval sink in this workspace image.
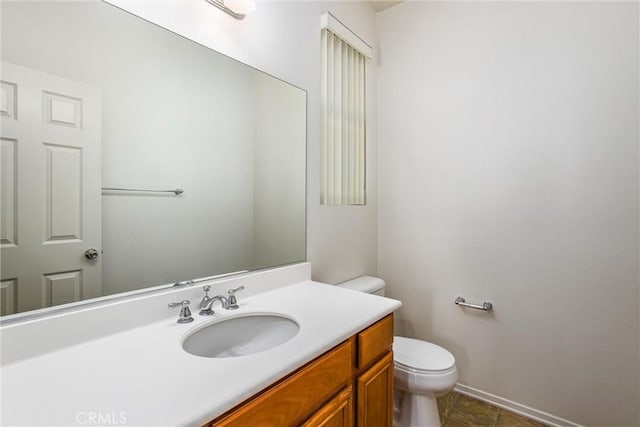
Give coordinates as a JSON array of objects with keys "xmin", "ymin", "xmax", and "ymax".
[{"xmin": 182, "ymin": 314, "xmax": 299, "ymax": 358}]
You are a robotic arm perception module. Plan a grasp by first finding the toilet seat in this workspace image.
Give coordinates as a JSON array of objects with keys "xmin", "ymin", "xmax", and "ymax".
[
  {"xmin": 395, "ymin": 362, "xmax": 457, "ymax": 376},
  {"xmin": 393, "ymin": 336, "xmax": 456, "ymax": 374}
]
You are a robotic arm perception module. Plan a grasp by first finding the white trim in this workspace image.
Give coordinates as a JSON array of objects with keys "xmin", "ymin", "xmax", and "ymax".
[
  {"xmin": 454, "ymin": 383, "xmax": 584, "ymax": 427},
  {"xmin": 320, "ymin": 12, "xmax": 373, "ymax": 59}
]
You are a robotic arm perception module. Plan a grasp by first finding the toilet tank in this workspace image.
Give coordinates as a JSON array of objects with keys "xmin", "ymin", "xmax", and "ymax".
[{"xmin": 337, "ymin": 276, "xmax": 386, "ymax": 296}]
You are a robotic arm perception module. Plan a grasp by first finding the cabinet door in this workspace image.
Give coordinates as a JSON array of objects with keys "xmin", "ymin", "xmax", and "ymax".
[
  {"xmin": 356, "ymin": 351, "xmax": 393, "ymax": 427},
  {"xmin": 302, "ymin": 386, "xmax": 353, "ymax": 427}
]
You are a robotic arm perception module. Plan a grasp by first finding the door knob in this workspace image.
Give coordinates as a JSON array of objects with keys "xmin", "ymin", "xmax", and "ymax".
[{"xmin": 84, "ymin": 248, "xmax": 99, "ymax": 260}]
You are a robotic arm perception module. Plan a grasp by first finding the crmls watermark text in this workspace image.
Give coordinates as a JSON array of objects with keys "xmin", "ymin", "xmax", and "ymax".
[{"xmin": 75, "ymin": 411, "xmax": 127, "ymax": 425}]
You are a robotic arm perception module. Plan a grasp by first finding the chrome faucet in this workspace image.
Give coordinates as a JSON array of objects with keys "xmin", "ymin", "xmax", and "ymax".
[
  {"xmin": 198, "ymin": 285, "xmax": 245, "ymax": 315},
  {"xmin": 227, "ymin": 286, "xmax": 245, "ymax": 310},
  {"xmin": 199, "ymin": 290, "xmax": 229, "ymax": 316},
  {"xmin": 168, "ymin": 300, "xmax": 194, "ymax": 323},
  {"xmin": 200, "ymin": 285, "xmax": 212, "ymax": 309}
]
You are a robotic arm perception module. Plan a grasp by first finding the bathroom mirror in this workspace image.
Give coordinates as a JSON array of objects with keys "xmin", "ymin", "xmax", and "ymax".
[{"xmin": 0, "ymin": 1, "xmax": 306, "ymax": 317}]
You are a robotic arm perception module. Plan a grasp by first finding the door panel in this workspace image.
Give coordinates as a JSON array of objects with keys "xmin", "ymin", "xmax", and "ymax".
[
  {"xmin": 357, "ymin": 351, "xmax": 394, "ymax": 427},
  {"xmin": 44, "ymin": 143, "xmax": 82, "ymax": 242},
  {"xmin": 1, "ymin": 137, "xmax": 17, "ymax": 246},
  {"xmin": 302, "ymin": 386, "xmax": 353, "ymax": 427},
  {"xmin": 0, "ymin": 61, "xmax": 101, "ymax": 315},
  {"xmin": 0, "ymin": 278, "xmax": 17, "ymax": 315},
  {"xmin": 0, "ymin": 81, "xmax": 17, "ymax": 119},
  {"xmin": 43, "ymin": 270, "xmax": 83, "ymax": 307}
]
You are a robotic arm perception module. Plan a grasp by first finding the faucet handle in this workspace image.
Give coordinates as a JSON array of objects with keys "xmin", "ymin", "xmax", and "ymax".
[
  {"xmin": 168, "ymin": 300, "xmax": 194, "ymax": 324},
  {"xmin": 227, "ymin": 286, "xmax": 245, "ymax": 310},
  {"xmin": 200, "ymin": 285, "xmax": 212, "ymax": 309}
]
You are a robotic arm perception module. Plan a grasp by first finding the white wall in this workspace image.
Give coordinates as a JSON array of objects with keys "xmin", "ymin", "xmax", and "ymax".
[
  {"xmin": 377, "ymin": 2, "xmax": 639, "ymax": 426},
  {"xmin": 106, "ymin": 0, "xmax": 380, "ymax": 284}
]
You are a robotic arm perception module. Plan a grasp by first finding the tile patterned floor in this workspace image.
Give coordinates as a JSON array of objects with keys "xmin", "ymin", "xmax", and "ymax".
[{"xmin": 437, "ymin": 392, "xmax": 549, "ymax": 427}]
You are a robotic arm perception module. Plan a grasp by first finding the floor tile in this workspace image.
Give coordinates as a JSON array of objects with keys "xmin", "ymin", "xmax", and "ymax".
[
  {"xmin": 496, "ymin": 409, "xmax": 548, "ymax": 427},
  {"xmin": 446, "ymin": 393, "xmax": 500, "ymax": 426},
  {"xmin": 437, "ymin": 392, "xmax": 460, "ymax": 421},
  {"xmin": 443, "ymin": 418, "xmax": 471, "ymax": 427},
  {"xmin": 436, "ymin": 392, "xmax": 548, "ymax": 427}
]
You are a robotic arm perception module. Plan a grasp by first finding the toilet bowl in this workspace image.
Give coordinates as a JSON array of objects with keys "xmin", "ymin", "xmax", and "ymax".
[
  {"xmin": 337, "ymin": 276, "xmax": 458, "ymax": 427},
  {"xmin": 393, "ymin": 336, "xmax": 458, "ymax": 427}
]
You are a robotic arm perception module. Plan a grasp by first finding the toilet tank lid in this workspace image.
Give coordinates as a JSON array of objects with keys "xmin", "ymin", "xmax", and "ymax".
[{"xmin": 337, "ymin": 276, "xmax": 385, "ymax": 293}]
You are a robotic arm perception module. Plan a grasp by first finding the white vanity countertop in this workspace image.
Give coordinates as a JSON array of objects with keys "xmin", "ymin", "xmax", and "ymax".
[{"xmin": 1, "ymin": 281, "xmax": 401, "ymax": 426}]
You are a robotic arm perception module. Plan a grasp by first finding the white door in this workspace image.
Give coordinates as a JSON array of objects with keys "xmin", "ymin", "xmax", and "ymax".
[{"xmin": 0, "ymin": 61, "xmax": 102, "ymax": 315}]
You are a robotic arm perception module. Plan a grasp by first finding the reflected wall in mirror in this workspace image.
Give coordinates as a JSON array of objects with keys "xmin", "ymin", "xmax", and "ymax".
[{"xmin": 0, "ymin": 1, "xmax": 307, "ymax": 317}]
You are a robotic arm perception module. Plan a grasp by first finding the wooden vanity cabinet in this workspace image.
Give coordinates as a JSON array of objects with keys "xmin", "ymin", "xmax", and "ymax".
[{"xmin": 208, "ymin": 314, "xmax": 394, "ymax": 427}]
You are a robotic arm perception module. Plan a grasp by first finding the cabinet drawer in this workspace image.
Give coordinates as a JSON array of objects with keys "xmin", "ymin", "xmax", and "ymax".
[
  {"xmin": 210, "ymin": 338, "xmax": 354, "ymax": 427},
  {"xmin": 357, "ymin": 314, "xmax": 393, "ymax": 369}
]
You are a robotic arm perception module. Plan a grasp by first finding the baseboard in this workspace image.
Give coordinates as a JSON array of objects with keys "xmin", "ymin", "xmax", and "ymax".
[{"xmin": 453, "ymin": 383, "xmax": 583, "ymax": 427}]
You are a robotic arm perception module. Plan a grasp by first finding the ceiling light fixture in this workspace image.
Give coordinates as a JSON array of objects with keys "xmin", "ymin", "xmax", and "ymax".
[{"xmin": 204, "ymin": 0, "xmax": 256, "ymax": 20}]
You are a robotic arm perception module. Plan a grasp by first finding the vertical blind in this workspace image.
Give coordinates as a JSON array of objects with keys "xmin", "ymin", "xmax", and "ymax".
[{"xmin": 321, "ymin": 28, "xmax": 366, "ymax": 205}]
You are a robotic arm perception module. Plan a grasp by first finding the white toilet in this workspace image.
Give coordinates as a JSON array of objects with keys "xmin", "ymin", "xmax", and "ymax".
[{"xmin": 338, "ymin": 276, "xmax": 458, "ymax": 427}]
